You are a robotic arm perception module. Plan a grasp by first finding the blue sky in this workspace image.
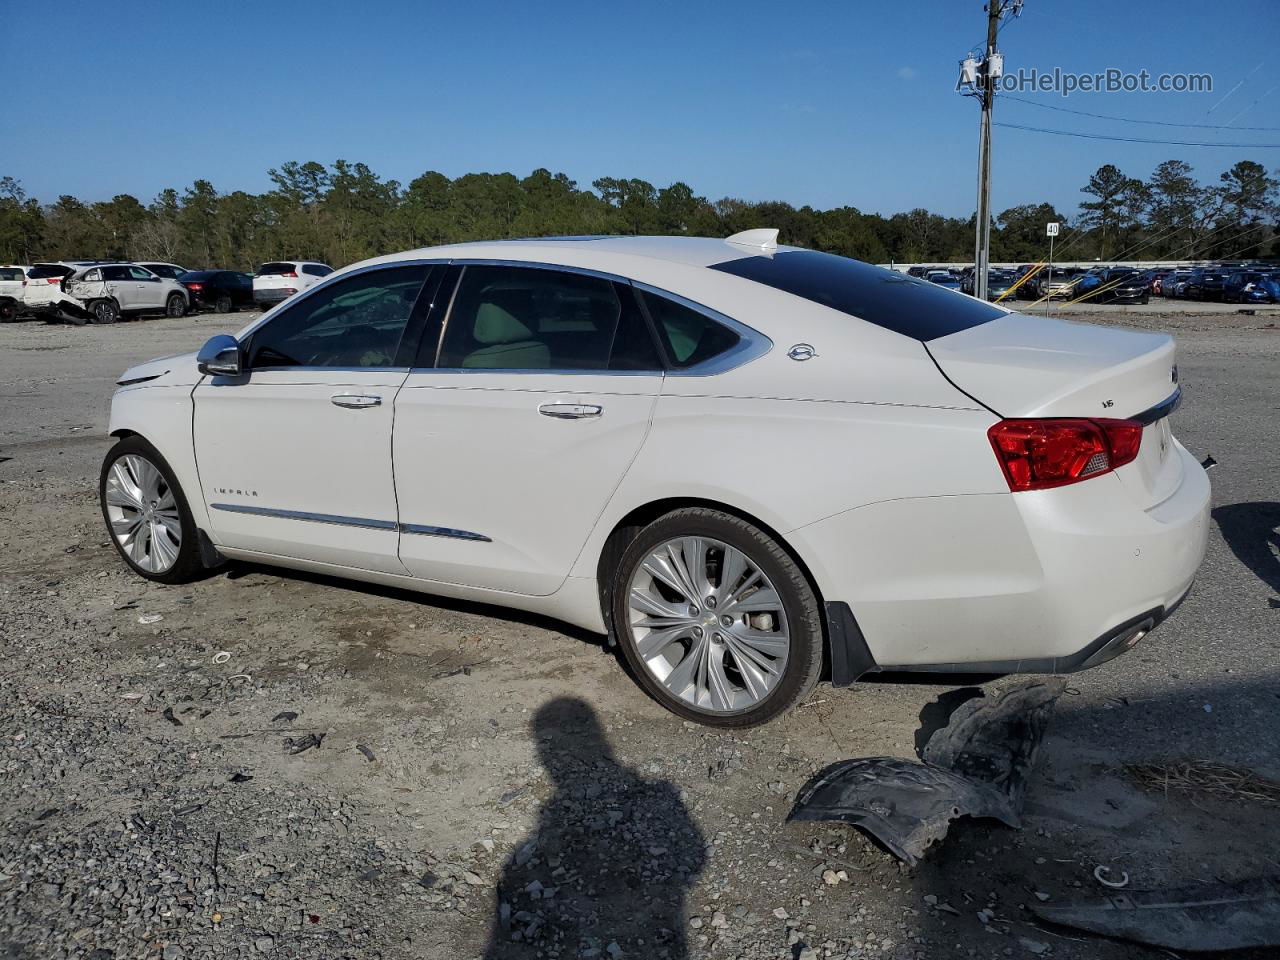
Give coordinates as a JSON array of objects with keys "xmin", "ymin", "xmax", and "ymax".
[{"xmin": 3, "ymin": 0, "xmax": 1277, "ymax": 219}]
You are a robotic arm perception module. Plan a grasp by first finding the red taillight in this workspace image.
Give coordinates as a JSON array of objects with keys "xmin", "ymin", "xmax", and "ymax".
[
  {"xmin": 282, "ymin": 271, "xmax": 297, "ymax": 278},
  {"xmin": 187, "ymin": 283, "xmax": 203, "ymax": 290},
  {"xmin": 988, "ymin": 418, "xmax": 1143, "ymax": 492},
  {"xmin": 47, "ymin": 277, "xmax": 60, "ymax": 283}
]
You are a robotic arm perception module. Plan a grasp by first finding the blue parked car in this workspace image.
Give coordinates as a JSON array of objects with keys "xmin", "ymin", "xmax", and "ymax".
[
  {"xmin": 925, "ymin": 270, "xmax": 961, "ymax": 290},
  {"xmin": 1224, "ymin": 269, "xmax": 1280, "ymax": 303}
]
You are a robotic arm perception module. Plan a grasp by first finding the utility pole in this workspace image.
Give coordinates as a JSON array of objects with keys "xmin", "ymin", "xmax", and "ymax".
[{"xmin": 959, "ymin": 1, "xmax": 1020, "ymax": 301}]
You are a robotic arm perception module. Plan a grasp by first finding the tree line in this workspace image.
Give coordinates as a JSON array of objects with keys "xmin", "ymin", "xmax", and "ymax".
[{"xmin": 0, "ymin": 158, "xmax": 1274, "ymax": 272}]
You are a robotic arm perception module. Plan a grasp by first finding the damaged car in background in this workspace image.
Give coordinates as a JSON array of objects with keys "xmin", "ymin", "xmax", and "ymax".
[{"xmin": 37, "ymin": 263, "xmax": 190, "ymax": 324}]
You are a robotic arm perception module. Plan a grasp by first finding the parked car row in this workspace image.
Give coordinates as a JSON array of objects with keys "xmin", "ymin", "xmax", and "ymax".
[{"xmin": 0, "ymin": 258, "xmax": 335, "ymax": 324}]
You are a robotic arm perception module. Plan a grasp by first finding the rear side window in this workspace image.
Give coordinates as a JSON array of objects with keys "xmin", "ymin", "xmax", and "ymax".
[
  {"xmin": 711, "ymin": 250, "xmax": 1002, "ymax": 341},
  {"xmin": 302, "ymin": 264, "xmax": 333, "ymax": 277},
  {"xmin": 637, "ymin": 290, "xmax": 740, "ymax": 368},
  {"xmin": 102, "ymin": 266, "xmax": 129, "ymax": 281},
  {"xmin": 257, "ymin": 262, "xmax": 296, "ymax": 276},
  {"xmin": 436, "ymin": 266, "xmax": 661, "ymax": 371}
]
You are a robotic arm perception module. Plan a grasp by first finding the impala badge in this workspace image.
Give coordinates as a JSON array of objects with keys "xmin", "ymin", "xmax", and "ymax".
[{"xmin": 788, "ymin": 343, "xmax": 818, "ymax": 361}]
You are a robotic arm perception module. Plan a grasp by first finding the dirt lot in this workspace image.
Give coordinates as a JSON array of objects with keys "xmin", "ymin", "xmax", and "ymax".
[{"xmin": 2, "ymin": 307, "xmax": 1278, "ymax": 960}]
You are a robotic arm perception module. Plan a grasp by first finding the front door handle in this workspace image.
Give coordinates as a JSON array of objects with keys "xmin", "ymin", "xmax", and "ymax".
[
  {"xmin": 538, "ymin": 402, "xmax": 603, "ymax": 420},
  {"xmin": 331, "ymin": 394, "xmax": 382, "ymax": 409}
]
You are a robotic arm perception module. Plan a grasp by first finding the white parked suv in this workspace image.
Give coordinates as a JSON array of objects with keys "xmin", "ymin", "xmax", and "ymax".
[
  {"xmin": 0, "ymin": 264, "xmax": 28, "ymax": 319},
  {"xmin": 100, "ymin": 231, "xmax": 1209, "ymax": 726},
  {"xmin": 252, "ymin": 260, "xmax": 333, "ymax": 310},
  {"xmin": 64, "ymin": 263, "xmax": 190, "ymax": 324}
]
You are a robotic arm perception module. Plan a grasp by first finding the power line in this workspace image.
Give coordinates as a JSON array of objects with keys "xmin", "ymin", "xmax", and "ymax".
[
  {"xmin": 994, "ymin": 121, "xmax": 1280, "ymax": 148},
  {"xmin": 1001, "ymin": 94, "xmax": 1280, "ymax": 132}
]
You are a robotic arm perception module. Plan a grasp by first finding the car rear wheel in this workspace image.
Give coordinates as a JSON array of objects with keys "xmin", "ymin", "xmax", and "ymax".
[
  {"xmin": 100, "ymin": 436, "xmax": 205, "ymax": 583},
  {"xmin": 165, "ymin": 293, "xmax": 186, "ymax": 318},
  {"xmin": 611, "ymin": 508, "xmax": 823, "ymax": 727},
  {"xmin": 215, "ymin": 294, "xmax": 232, "ymax": 313},
  {"xmin": 91, "ymin": 299, "xmax": 119, "ymax": 324}
]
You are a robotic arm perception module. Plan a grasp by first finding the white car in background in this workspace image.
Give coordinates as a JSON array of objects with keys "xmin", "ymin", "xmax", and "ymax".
[
  {"xmin": 100, "ymin": 231, "xmax": 1208, "ymax": 726},
  {"xmin": 252, "ymin": 260, "xmax": 333, "ymax": 310},
  {"xmin": 64, "ymin": 263, "xmax": 189, "ymax": 324},
  {"xmin": 0, "ymin": 264, "xmax": 29, "ymax": 319}
]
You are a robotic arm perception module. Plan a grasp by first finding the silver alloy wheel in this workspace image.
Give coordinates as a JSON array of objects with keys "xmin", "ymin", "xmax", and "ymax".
[
  {"xmin": 166, "ymin": 295, "xmax": 185, "ymax": 317},
  {"xmin": 626, "ymin": 536, "xmax": 790, "ymax": 714},
  {"xmin": 104, "ymin": 454, "xmax": 182, "ymax": 573}
]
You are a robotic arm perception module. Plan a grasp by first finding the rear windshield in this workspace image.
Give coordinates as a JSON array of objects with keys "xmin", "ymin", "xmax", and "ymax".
[
  {"xmin": 0, "ymin": 267, "xmax": 24, "ymax": 281},
  {"xmin": 27, "ymin": 264, "xmax": 73, "ymax": 280},
  {"xmin": 709, "ymin": 251, "xmax": 1002, "ymax": 341},
  {"xmin": 180, "ymin": 270, "xmax": 218, "ymax": 281},
  {"xmin": 256, "ymin": 262, "xmax": 296, "ymax": 276}
]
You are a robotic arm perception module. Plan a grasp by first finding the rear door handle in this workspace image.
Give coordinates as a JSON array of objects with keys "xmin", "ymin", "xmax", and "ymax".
[
  {"xmin": 538, "ymin": 402, "xmax": 602, "ymax": 420},
  {"xmin": 331, "ymin": 394, "xmax": 382, "ymax": 409}
]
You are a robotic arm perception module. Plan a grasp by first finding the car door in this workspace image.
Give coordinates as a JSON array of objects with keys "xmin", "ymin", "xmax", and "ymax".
[
  {"xmin": 192, "ymin": 263, "xmax": 437, "ymax": 573},
  {"xmin": 393, "ymin": 263, "xmax": 665, "ymax": 596},
  {"xmin": 125, "ymin": 265, "xmax": 164, "ymax": 308},
  {"xmin": 98, "ymin": 265, "xmax": 137, "ymax": 309}
]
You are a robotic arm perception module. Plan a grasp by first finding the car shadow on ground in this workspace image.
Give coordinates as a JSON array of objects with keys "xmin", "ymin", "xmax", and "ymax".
[
  {"xmin": 1214, "ymin": 502, "xmax": 1280, "ymax": 597},
  {"xmin": 481, "ymin": 696, "xmax": 705, "ymax": 959},
  {"xmin": 220, "ymin": 560, "xmax": 606, "ymax": 647}
]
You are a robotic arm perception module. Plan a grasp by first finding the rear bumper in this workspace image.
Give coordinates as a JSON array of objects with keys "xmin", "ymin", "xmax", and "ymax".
[
  {"xmin": 800, "ymin": 441, "xmax": 1210, "ymax": 680},
  {"xmin": 253, "ymin": 287, "xmax": 295, "ymax": 305}
]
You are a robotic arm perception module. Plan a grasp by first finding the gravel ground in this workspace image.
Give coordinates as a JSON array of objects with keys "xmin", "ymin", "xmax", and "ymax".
[{"xmin": 1, "ymin": 307, "xmax": 1277, "ymax": 960}]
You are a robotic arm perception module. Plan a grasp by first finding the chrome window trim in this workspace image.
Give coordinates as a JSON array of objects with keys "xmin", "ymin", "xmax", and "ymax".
[
  {"xmin": 416, "ymin": 258, "xmax": 771, "ymax": 377},
  {"xmin": 210, "ymin": 502, "xmax": 397, "ymax": 530},
  {"xmin": 399, "ymin": 523, "xmax": 492, "ymax": 542}
]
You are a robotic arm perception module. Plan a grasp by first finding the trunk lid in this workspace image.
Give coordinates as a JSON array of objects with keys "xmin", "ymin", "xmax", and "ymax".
[
  {"xmin": 929, "ymin": 312, "xmax": 1184, "ymax": 509},
  {"xmin": 928, "ymin": 312, "xmax": 1176, "ymax": 419}
]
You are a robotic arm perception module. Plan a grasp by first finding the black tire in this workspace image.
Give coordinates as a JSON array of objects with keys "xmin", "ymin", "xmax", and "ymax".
[
  {"xmin": 1140, "ymin": 293, "xmax": 1149, "ymax": 305},
  {"xmin": 0, "ymin": 300, "xmax": 15, "ymax": 322},
  {"xmin": 90, "ymin": 299, "xmax": 119, "ymax": 324},
  {"xmin": 99, "ymin": 435, "xmax": 206, "ymax": 584},
  {"xmin": 165, "ymin": 293, "xmax": 186, "ymax": 318},
  {"xmin": 610, "ymin": 507, "xmax": 824, "ymax": 727},
  {"xmin": 215, "ymin": 294, "xmax": 232, "ymax": 314}
]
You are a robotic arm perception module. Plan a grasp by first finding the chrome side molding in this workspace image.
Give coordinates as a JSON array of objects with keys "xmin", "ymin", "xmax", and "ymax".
[
  {"xmin": 209, "ymin": 502, "xmax": 490, "ymax": 542},
  {"xmin": 398, "ymin": 523, "xmax": 492, "ymax": 542}
]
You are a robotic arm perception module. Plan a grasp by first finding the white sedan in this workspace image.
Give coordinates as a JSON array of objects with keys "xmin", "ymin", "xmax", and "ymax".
[{"xmin": 100, "ymin": 231, "xmax": 1209, "ymax": 726}]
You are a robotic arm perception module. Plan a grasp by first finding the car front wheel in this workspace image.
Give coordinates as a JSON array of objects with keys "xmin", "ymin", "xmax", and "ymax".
[
  {"xmin": 611, "ymin": 508, "xmax": 824, "ymax": 727},
  {"xmin": 100, "ymin": 436, "xmax": 205, "ymax": 583}
]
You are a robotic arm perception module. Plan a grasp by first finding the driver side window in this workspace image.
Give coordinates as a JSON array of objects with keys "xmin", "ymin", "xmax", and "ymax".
[{"xmin": 247, "ymin": 265, "xmax": 431, "ymax": 369}]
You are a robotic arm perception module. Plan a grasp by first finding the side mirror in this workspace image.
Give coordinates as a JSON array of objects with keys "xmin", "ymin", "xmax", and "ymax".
[{"xmin": 197, "ymin": 335, "xmax": 243, "ymax": 377}]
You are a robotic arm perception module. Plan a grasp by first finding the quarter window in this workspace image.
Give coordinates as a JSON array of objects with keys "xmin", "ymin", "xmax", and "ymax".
[
  {"xmin": 637, "ymin": 290, "xmax": 741, "ymax": 368},
  {"xmin": 247, "ymin": 265, "xmax": 431, "ymax": 369},
  {"xmin": 436, "ymin": 266, "xmax": 662, "ymax": 371}
]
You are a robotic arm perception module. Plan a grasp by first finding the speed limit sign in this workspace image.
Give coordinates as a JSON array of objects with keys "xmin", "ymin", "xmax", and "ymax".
[{"xmin": 1046, "ymin": 222, "xmax": 1060, "ymax": 237}]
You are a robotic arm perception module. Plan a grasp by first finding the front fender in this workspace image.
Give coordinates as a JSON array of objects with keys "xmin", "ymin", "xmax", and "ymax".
[{"xmin": 108, "ymin": 382, "xmax": 209, "ymax": 533}]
